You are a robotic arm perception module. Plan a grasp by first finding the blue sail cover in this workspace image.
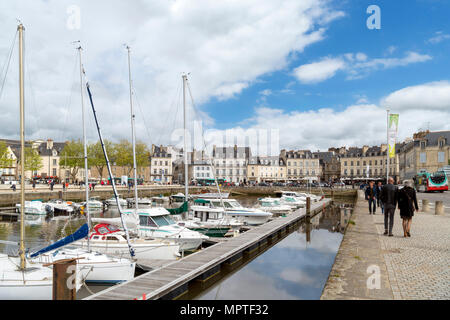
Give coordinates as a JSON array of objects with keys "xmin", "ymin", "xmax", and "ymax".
[{"xmin": 29, "ymin": 223, "xmax": 89, "ymax": 258}]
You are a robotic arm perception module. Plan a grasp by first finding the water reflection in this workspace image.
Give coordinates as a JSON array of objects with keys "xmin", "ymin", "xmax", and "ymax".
[{"xmin": 189, "ymin": 203, "xmax": 352, "ymax": 300}]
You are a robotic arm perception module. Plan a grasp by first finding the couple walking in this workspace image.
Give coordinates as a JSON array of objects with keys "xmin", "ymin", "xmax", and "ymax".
[{"xmin": 367, "ymin": 177, "xmax": 418, "ymax": 237}]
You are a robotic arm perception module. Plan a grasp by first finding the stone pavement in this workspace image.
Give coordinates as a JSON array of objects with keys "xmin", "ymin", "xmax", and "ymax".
[{"xmin": 321, "ymin": 190, "xmax": 450, "ymax": 300}]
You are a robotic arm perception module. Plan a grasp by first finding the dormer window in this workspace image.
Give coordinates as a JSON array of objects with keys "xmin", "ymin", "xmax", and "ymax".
[
  {"xmin": 420, "ymin": 140, "xmax": 426, "ymax": 150},
  {"xmin": 438, "ymin": 138, "xmax": 445, "ymax": 149}
]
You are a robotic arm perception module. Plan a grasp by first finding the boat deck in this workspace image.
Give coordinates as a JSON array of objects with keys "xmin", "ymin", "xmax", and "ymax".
[{"xmin": 86, "ymin": 198, "xmax": 332, "ymax": 300}]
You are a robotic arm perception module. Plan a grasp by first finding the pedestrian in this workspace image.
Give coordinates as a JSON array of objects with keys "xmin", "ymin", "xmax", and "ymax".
[
  {"xmin": 397, "ymin": 180, "xmax": 418, "ymax": 238},
  {"xmin": 379, "ymin": 176, "xmax": 398, "ymax": 237},
  {"xmin": 32, "ymin": 180, "xmax": 36, "ymax": 191},
  {"xmin": 365, "ymin": 180, "xmax": 378, "ymax": 214},
  {"xmin": 11, "ymin": 183, "xmax": 16, "ymax": 192},
  {"xmin": 376, "ymin": 181, "xmax": 384, "ymax": 214},
  {"xmin": 92, "ymin": 183, "xmax": 95, "ymax": 191},
  {"xmin": 50, "ymin": 180, "xmax": 54, "ymax": 191},
  {"xmin": 62, "ymin": 182, "xmax": 66, "ymax": 191}
]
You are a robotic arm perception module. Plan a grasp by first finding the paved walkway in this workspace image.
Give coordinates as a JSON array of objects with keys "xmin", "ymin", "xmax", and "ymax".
[{"xmin": 321, "ymin": 191, "xmax": 450, "ymax": 300}]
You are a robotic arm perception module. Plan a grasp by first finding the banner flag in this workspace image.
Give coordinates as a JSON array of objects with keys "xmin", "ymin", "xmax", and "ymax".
[{"xmin": 388, "ymin": 114, "xmax": 399, "ymax": 158}]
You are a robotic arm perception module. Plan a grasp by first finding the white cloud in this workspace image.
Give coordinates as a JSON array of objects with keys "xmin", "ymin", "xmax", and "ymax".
[
  {"xmin": 427, "ymin": 31, "xmax": 450, "ymax": 44},
  {"xmin": 0, "ymin": 0, "xmax": 344, "ymax": 144},
  {"xmin": 382, "ymin": 81, "xmax": 450, "ymax": 111},
  {"xmin": 293, "ymin": 51, "xmax": 432, "ymax": 83},
  {"xmin": 293, "ymin": 57, "xmax": 346, "ymax": 84},
  {"xmin": 201, "ymin": 81, "xmax": 450, "ymax": 153}
]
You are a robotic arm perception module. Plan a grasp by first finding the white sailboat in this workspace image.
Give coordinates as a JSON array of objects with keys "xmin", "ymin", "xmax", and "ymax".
[
  {"xmin": 0, "ymin": 24, "xmax": 53, "ymax": 299},
  {"xmin": 29, "ymin": 45, "xmax": 136, "ymax": 285},
  {"xmin": 72, "ymin": 46, "xmax": 181, "ymax": 261}
]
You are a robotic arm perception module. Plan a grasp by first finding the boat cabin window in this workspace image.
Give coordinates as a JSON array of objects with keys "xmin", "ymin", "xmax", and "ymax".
[
  {"xmin": 97, "ymin": 226, "xmax": 109, "ymax": 234},
  {"xmin": 161, "ymin": 215, "xmax": 175, "ymax": 225},
  {"xmin": 211, "ymin": 201, "xmax": 233, "ymax": 208},
  {"xmin": 151, "ymin": 215, "xmax": 171, "ymax": 227},
  {"xmin": 139, "ymin": 216, "xmax": 157, "ymax": 227},
  {"xmin": 106, "ymin": 236, "xmax": 119, "ymax": 241}
]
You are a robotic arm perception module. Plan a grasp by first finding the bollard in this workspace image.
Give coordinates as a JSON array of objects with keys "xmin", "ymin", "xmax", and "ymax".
[
  {"xmin": 306, "ymin": 197, "xmax": 311, "ymax": 217},
  {"xmin": 435, "ymin": 201, "xmax": 444, "ymax": 215},
  {"xmin": 422, "ymin": 199, "xmax": 429, "ymax": 213},
  {"xmin": 44, "ymin": 258, "xmax": 80, "ymax": 300}
]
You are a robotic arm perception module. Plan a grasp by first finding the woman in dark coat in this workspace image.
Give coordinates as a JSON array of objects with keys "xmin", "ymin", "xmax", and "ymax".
[{"xmin": 397, "ymin": 180, "xmax": 419, "ymax": 237}]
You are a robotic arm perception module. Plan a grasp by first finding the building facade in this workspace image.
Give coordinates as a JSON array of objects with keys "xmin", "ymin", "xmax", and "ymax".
[
  {"xmin": 247, "ymin": 156, "xmax": 286, "ymax": 183},
  {"xmin": 149, "ymin": 144, "xmax": 173, "ymax": 184},
  {"xmin": 398, "ymin": 131, "xmax": 450, "ymax": 180},
  {"xmin": 212, "ymin": 145, "xmax": 251, "ymax": 184},
  {"xmin": 280, "ymin": 149, "xmax": 321, "ymax": 182}
]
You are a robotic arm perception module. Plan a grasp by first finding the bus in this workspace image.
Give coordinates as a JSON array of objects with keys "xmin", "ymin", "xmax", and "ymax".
[{"xmin": 413, "ymin": 171, "xmax": 448, "ymax": 192}]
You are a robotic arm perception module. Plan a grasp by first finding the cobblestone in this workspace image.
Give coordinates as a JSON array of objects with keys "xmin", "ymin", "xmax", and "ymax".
[{"xmin": 321, "ymin": 191, "xmax": 450, "ymax": 300}]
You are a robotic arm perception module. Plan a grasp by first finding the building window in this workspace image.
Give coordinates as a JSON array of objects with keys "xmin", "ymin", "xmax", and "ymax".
[
  {"xmin": 439, "ymin": 139, "xmax": 445, "ymax": 148},
  {"xmin": 420, "ymin": 141, "xmax": 426, "ymax": 150},
  {"xmin": 420, "ymin": 152, "xmax": 426, "ymax": 163},
  {"xmin": 53, "ymin": 159, "xmax": 57, "ymax": 165},
  {"xmin": 438, "ymin": 152, "xmax": 445, "ymax": 163}
]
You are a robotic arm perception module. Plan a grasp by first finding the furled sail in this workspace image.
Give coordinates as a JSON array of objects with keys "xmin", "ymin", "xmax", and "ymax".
[
  {"xmin": 167, "ymin": 201, "xmax": 188, "ymax": 215},
  {"xmin": 29, "ymin": 223, "xmax": 89, "ymax": 258}
]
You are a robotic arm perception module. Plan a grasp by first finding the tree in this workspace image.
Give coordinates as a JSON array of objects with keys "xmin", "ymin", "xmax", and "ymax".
[
  {"xmin": 114, "ymin": 139, "xmax": 149, "ymax": 176},
  {"xmin": 88, "ymin": 139, "xmax": 115, "ymax": 181},
  {"xmin": 0, "ymin": 141, "xmax": 14, "ymax": 169},
  {"xmin": 59, "ymin": 140, "xmax": 84, "ymax": 182},
  {"xmin": 24, "ymin": 147, "xmax": 43, "ymax": 175}
]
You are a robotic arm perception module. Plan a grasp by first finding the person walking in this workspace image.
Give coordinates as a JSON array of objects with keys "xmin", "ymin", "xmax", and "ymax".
[
  {"xmin": 32, "ymin": 180, "xmax": 36, "ymax": 192},
  {"xmin": 380, "ymin": 176, "xmax": 398, "ymax": 236},
  {"xmin": 376, "ymin": 181, "xmax": 384, "ymax": 214},
  {"xmin": 365, "ymin": 180, "xmax": 378, "ymax": 214},
  {"xmin": 397, "ymin": 180, "xmax": 418, "ymax": 238},
  {"xmin": 62, "ymin": 181, "xmax": 66, "ymax": 192}
]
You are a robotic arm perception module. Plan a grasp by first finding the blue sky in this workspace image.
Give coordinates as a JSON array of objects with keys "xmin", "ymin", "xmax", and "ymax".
[
  {"xmin": 0, "ymin": 0, "xmax": 449, "ymax": 153},
  {"xmin": 202, "ymin": 0, "xmax": 450, "ymax": 130}
]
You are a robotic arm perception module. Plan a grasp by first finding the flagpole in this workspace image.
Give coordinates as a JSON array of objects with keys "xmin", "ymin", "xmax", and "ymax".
[{"xmin": 386, "ymin": 108, "xmax": 389, "ymax": 183}]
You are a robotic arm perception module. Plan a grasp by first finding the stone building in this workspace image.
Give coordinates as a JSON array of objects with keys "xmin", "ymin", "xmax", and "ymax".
[
  {"xmin": 398, "ymin": 130, "xmax": 450, "ymax": 180},
  {"xmin": 280, "ymin": 149, "xmax": 321, "ymax": 182},
  {"xmin": 338, "ymin": 144, "xmax": 402, "ymax": 182},
  {"xmin": 313, "ymin": 150, "xmax": 341, "ymax": 182},
  {"xmin": 247, "ymin": 156, "xmax": 286, "ymax": 183},
  {"xmin": 149, "ymin": 144, "xmax": 173, "ymax": 184},
  {"xmin": 211, "ymin": 145, "xmax": 251, "ymax": 184}
]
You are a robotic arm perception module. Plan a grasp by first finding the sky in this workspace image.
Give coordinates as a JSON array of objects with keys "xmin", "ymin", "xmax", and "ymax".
[{"xmin": 0, "ymin": 0, "xmax": 449, "ymax": 156}]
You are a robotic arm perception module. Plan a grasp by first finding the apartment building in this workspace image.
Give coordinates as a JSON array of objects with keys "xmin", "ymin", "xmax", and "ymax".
[
  {"xmin": 247, "ymin": 156, "xmax": 286, "ymax": 183},
  {"xmin": 398, "ymin": 130, "xmax": 450, "ymax": 180},
  {"xmin": 212, "ymin": 145, "xmax": 251, "ymax": 184},
  {"xmin": 280, "ymin": 149, "xmax": 321, "ymax": 182},
  {"xmin": 150, "ymin": 144, "xmax": 173, "ymax": 184}
]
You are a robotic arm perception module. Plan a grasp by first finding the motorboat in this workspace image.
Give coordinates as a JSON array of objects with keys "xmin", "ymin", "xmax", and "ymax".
[
  {"xmin": 257, "ymin": 197, "xmax": 293, "ymax": 215},
  {"xmin": 193, "ymin": 198, "xmax": 272, "ymax": 226},
  {"xmin": 151, "ymin": 196, "xmax": 169, "ymax": 205},
  {"xmin": 127, "ymin": 197, "xmax": 152, "ymax": 206},
  {"xmin": 72, "ymin": 223, "xmax": 181, "ymax": 260},
  {"xmin": 45, "ymin": 199, "xmax": 75, "ymax": 216},
  {"xmin": 275, "ymin": 190, "xmax": 321, "ymax": 202},
  {"xmin": 279, "ymin": 195, "xmax": 306, "ymax": 209},
  {"xmin": 105, "ymin": 196, "xmax": 127, "ymax": 207},
  {"xmin": 122, "ymin": 207, "xmax": 209, "ymax": 252},
  {"xmin": 15, "ymin": 200, "xmax": 49, "ymax": 216},
  {"xmin": 170, "ymin": 193, "xmax": 187, "ymax": 202},
  {"xmin": 182, "ymin": 205, "xmax": 243, "ymax": 237},
  {"xmin": 190, "ymin": 192, "xmax": 230, "ymax": 199}
]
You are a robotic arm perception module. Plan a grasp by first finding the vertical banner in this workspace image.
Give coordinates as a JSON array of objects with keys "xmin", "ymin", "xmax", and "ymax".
[{"xmin": 388, "ymin": 114, "xmax": 399, "ymax": 158}]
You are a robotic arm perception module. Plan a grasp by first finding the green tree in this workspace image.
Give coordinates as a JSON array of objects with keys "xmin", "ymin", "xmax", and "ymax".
[
  {"xmin": 59, "ymin": 140, "xmax": 84, "ymax": 182},
  {"xmin": 88, "ymin": 139, "xmax": 115, "ymax": 181},
  {"xmin": 0, "ymin": 141, "xmax": 14, "ymax": 169},
  {"xmin": 114, "ymin": 139, "xmax": 149, "ymax": 176},
  {"xmin": 24, "ymin": 147, "xmax": 43, "ymax": 175}
]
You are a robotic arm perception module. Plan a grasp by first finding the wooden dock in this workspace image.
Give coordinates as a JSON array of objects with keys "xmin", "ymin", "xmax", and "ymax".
[{"xmin": 86, "ymin": 198, "xmax": 332, "ymax": 300}]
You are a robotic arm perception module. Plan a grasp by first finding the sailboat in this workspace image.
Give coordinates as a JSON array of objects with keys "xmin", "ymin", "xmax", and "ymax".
[
  {"xmin": 72, "ymin": 46, "xmax": 180, "ymax": 261},
  {"xmin": 0, "ymin": 24, "xmax": 53, "ymax": 299},
  {"xmin": 119, "ymin": 66, "xmax": 207, "ymax": 252},
  {"xmin": 28, "ymin": 45, "xmax": 136, "ymax": 284}
]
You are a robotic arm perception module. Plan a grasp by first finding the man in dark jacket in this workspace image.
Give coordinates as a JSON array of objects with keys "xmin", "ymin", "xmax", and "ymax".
[
  {"xmin": 379, "ymin": 177, "xmax": 398, "ymax": 236},
  {"xmin": 376, "ymin": 181, "xmax": 384, "ymax": 214},
  {"xmin": 365, "ymin": 180, "xmax": 378, "ymax": 214}
]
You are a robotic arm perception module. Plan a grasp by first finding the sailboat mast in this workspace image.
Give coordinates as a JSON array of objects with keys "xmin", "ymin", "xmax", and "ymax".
[
  {"xmin": 18, "ymin": 23, "xmax": 26, "ymax": 270},
  {"xmin": 78, "ymin": 46, "xmax": 90, "ymax": 252},
  {"xmin": 126, "ymin": 45, "xmax": 139, "ymax": 210},
  {"xmin": 183, "ymin": 74, "xmax": 188, "ymax": 201}
]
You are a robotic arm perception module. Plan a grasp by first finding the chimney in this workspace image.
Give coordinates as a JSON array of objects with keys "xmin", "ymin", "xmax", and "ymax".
[
  {"xmin": 46, "ymin": 139, "xmax": 53, "ymax": 150},
  {"xmin": 212, "ymin": 145, "xmax": 216, "ymax": 157},
  {"xmin": 380, "ymin": 144, "xmax": 387, "ymax": 152},
  {"xmin": 362, "ymin": 145, "xmax": 369, "ymax": 154},
  {"xmin": 151, "ymin": 144, "xmax": 155, "ymax": 155}
]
